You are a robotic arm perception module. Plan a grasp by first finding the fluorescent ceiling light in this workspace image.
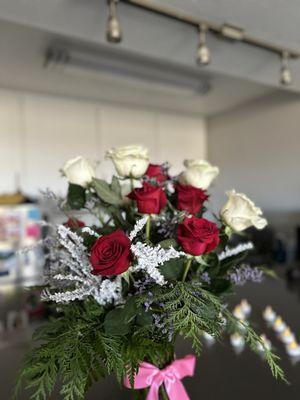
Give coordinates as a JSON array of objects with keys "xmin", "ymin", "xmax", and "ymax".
[{"xmin": 45, "ymin": 46, "xmax": 212, "ymax": 96}]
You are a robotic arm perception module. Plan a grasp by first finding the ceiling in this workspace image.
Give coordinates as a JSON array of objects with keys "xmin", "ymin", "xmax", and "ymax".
[
  {"xmin": 0, "ymin": 0, "xmax": 299, "ymax": 115},
  {"xmin": 0, "ymin": 20, "xmax": 276, "ymax": 116}
]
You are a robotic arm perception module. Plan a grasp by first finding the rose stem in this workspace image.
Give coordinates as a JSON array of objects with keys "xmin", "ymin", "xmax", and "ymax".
[
  {"xmin": 145, "ymin": 215, "xmax": 151, "ymax": 243},
  {"xmin": 129, "ymin": 272, "xmax": 135, "ymax": 284},
  {"xmin": 182, "ymin": 258, "xmax": 193, "ymax": 282},
  {"xmin": 160, "ymin": 385, "xmax": 169, "ymax": 400},
  {"xmin": 129, "ymin": 174, "xmax": 134, "ymax": 192},
  {"xmin": 98, "ymin": 213, "xmax": 105, "ymax": 226},
  {"xmin": 167, "ymin": 200, "xmax": 175, "ymax": 212}
]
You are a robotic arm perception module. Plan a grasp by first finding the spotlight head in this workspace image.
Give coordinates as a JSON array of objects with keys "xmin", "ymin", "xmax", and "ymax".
[
  {"xmin": 106, "ymin": 15, "xmax": 122, "ymax": 43},
  {"xmin": 197, "ymin": 44, "xmax": 210, "ymax": 65},
  {"xmin": 280, "ymin": 51, "xmax": 292, "ymax": 86},
  {"xmin": 106, "ymin": 0, "xmax": 122, "ymax": 43},
  {"xmin": 196, "ymin": 23, "xmax": 210, "ymax": 66},
  {"xmin": 280, "ymin": 66, "xmax": 292, "ymax": 85}
]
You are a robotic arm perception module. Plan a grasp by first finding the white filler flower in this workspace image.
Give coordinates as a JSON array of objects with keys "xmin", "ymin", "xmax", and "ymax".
[
  {"xmin": 221, "ymin": 190, "xmax": 268, "ymax": 232},
  {"xmin": 106, "ymin": 144, "xmax": 149, "ymax": 178},
  {"xmin": 181, "ymin": 159, "xmax": 219, "ymax": 189},
  {"xmin": 62, "ymin": 156, "xmax": 95, "ymax": 187}
]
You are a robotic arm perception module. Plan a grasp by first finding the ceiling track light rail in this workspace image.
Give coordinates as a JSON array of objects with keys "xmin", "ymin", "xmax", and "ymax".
[
  {"xmin": 115, "ymin": 0, "xmax": 299, "ymax": 86},
  {"xmin": 121, "ymin": 0, "xmax": 299, "ymax": 59}
]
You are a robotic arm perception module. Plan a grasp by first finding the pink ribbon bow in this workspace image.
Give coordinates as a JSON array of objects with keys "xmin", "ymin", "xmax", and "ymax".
[{"xmin": 124, "ymin": 355, "xmax": 196, "ymax": 400}]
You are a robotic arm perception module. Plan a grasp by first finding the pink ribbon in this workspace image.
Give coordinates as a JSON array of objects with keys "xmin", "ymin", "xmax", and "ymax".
[{"xmin": 124, "ymin": 355, "xmax": 196, "ymax": 400}]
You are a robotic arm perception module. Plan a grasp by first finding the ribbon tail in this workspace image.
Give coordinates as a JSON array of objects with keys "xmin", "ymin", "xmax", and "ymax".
[
  {"xmin": 165, "ymin": 378, "xmax": 190, "ymax": 400},
  {"xmin": 171, "ymin": 355, "xmax": 196, "ymax": 379},
  {"xmin": 146, "ymin": 380, "xmax": 161, "ymax": 400}
]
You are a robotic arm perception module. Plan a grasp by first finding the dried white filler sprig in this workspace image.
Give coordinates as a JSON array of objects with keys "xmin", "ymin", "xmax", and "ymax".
[
  {"xmin": 81, "ymin": 226, "xmax": 100, "ymax": 237},
  {"xmin": 218, "ymin": 242, "xmax": 254, "ymax": 261},
  {"xmin": 130, "ymin": 242, "xmax": 184, "ymax": 286},
  {"xmin": 42, "ymin": 224, "xmax": 123, "ymax": 306},
  {"xmin": 129, "ymin": 215, "xmax": 148, "ymax": 241}
]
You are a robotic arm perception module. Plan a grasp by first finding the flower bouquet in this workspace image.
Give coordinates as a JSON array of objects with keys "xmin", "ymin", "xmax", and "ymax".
[{"xmin": 15, "ymin": 145, "xmax": 285, "ymax": 400}]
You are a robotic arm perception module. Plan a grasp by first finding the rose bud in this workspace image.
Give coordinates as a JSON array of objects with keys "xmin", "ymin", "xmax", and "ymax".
[
  {"xmin": 90, "ymin": 230, "xmax": 132, "ymax": 276},
  {"xmin": 177, "ymin": 216, "xmax": 220, "ymax": 256},
  {"xmin": 145, "ymin": 164, "xmax": 168, "ymax": 183},
  {"xmin": 175, "ymin": 183, "xmax": 208, "ymax": 215},
  {"xmin": 128, "ymin": 182, "xmax": 167, "ymax": 214}
]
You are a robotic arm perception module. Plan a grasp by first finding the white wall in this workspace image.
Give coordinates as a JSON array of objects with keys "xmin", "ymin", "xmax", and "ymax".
[
  {"xmin": 208, "ymin": 92, "xmax": 300, "ymax": 233},
  {"xmin": 1, "ymin": 88, "xmax": 207, "ymax": 196}
]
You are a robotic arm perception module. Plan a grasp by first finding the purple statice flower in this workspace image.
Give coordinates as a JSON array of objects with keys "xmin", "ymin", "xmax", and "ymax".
[
  {"xmin": 152, "ymin": 311, "xmax": 175, "ymax": 342},
  {"xmin": 200, "ymin": 272, "xmax": 211, "ymax": 284},
  {"xmin": 228, "ymin": 264, "xmax": 264, "ymax": 286},
  {"xmin": 156, "ymin": 211, "xmax": 186, "ymax": 239},
  {"xmin": 153, "ymin": 313, "xmax": 165, "ymax": 330},
  {"xmin": 133, "ymin": 276, "xmax": 155, "ymax": 296}
]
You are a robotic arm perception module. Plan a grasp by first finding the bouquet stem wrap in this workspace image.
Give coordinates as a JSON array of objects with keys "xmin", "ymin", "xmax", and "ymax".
[{"xmin": 124, "ymin": 355, "xmax": 196, "ymax": 400}]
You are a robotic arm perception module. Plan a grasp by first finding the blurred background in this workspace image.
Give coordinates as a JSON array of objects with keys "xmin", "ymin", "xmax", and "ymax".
[{"xmin": 1, "ymin": 0, "xmax": 300, "ymax": 399}]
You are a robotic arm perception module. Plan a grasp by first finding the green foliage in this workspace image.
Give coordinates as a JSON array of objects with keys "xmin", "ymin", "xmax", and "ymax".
[
  {"xmin": 67, "ymin": 184, "xmax": 86, "ymax": 210},
  {"xmin": 122, "ymin": 330, "xmax": 175, "ymax": 387},
  {"xmin": 93, "ymin": 178, "xmax": 123, "ymax": 206},
  {"xmin": 104, "ymin": 297, "xmax": 137, "ymax": 336},
  {"xmin": 14, "ymin": 285, "xmax": 287, "ymax": 400},
  {"xmin": 201, "ymin": 253, "xmax": 220, "ymax": 277},
  {"xmin": 210, "ymin": 278, "xmax": 233, "ymax": 295},
  {"xmin": 259, "ymin": 266, "xmax": 278, "ymax": 279},
  {"xmin": 158, "ymin": 239, "xmax": 178, "ymax": 249},
  {"xmin": 110, "ymin": 176, "xmax": 122, "ymax": 195},
  {"xmin": 160, "ymin": 258, "xmax": 185, "ymax": 281},
  {"xmin": 224, "ymin": 311, "xmax": 287, "ymax": 383},
  {"xmin": 108, "ymin": 206, "xmax": 133, "ymax": 231},
  {"xmin": 14, "ymin": 301, "xmax": 124, "ymax": 400},
  {"xmin": 219, "ymin": 251, "xmax": 248, "ymax": 276},
  {"xmin": 135, "ymin": 308, "xmax": 152, "ymax": 327},
  {"xmin": 147, "ymin": 282, "xmax": 222, "ymax": 355}
]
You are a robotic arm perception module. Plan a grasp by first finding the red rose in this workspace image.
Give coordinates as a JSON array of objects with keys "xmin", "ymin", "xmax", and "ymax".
[
  {"xmin": 176, "ymin": 183, "xmax": 208, "ymax": 214},
  {"xmin": 145, "ymin": 164, "xmax": 167, "ymax": 183},
  {"xmin": 65, "ymin": 218, "xmax": 85, "ymax": 229},
  {"xmin": 128, "ymin": 182, "xmax": 167, "ymax": 214},
  {"xmin": 177, "ymin": 216, "xmax": 220, "ymax": 256},
  {"xmin": 90, "ymin": 230, "xmax": 132, "ymax": 276}
]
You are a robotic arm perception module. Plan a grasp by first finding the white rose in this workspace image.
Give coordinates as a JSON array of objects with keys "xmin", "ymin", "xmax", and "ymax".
[
  {"xmin": 221, "ymin": 190, "xmax": 268, "ymax": 232},
  {"xmin": 62, "ymin": 156, "xmax": 95, "ymax": 187},
  {"xmin": 106, "ymin": 145, "xmax": 149, "ymax": 178},
  {"xmin": 181, "ymin": 159, "xmax": 219, "ymax": 189}
]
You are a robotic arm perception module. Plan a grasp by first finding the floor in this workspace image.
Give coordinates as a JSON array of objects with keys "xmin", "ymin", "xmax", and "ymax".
[{"xmin": 1, "ymin": 272, "xmax": 300, "ymax": 399}]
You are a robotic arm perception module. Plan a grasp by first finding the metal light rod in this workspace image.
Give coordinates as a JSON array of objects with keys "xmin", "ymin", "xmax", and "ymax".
[{"xmin": 121, "ymin": 0, "xmax": 300, "ymax": 59}]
